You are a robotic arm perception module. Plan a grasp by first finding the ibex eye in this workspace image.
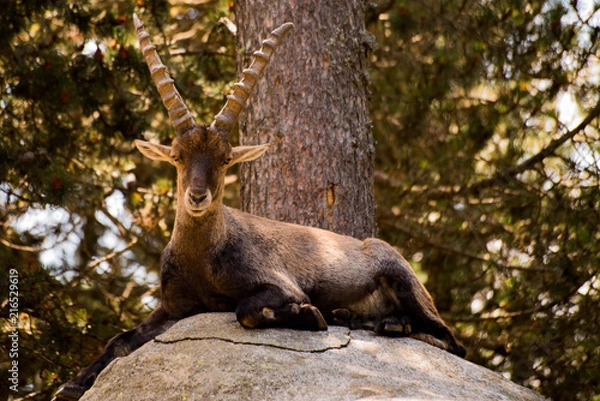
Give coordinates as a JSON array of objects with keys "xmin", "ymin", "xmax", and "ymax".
[
  {"xmin": 172, "ymin": 155, "xmax": 182, "ymax": 163},
  {"xmin": 224, "ymin": 158, "xmax": 232, "ymax": 165}
]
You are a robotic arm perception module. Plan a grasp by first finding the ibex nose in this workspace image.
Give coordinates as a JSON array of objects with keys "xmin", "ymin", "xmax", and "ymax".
[
  {"xmin": 189, "ymin": 191, "xmax": 208, "ymax": 205},
  {"xmin": 185, "ymin": 188, "xmax": 212, "ymax": 216}
]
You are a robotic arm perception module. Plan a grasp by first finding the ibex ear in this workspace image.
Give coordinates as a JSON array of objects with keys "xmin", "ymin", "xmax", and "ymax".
[
  {"xmin": 135, "ymin": 140, "xmax": 174, "ymax": 165},
  {"xmin": 230, "ymin": 144, "xmax": 269, "ymax": 166}
]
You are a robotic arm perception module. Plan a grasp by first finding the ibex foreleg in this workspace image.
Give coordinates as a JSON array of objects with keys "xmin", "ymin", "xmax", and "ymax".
[
  {"xmin": 52, "ymin": 306, "xmax": 177, "ymax": 401},
  {"xmin": 236, "ymin": 284, "xmax": 327, "ymax": 331}
]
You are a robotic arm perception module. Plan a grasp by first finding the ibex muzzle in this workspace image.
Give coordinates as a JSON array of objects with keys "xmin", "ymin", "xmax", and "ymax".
[
  {"xmin": 53, "ymin": 14, "xmax": 464, "ymax": 401},
  {"xmin": 184, "ymin": 167, "xmax": 212, "ymax": 217}
]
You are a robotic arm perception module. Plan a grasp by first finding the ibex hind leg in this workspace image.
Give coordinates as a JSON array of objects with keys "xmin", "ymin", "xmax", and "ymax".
[
  {"xmin": 378, "ymin": 265, "xmax": 466, "ymax": 358},
  {"xmin": 236, "ymin": 284, "xmax": 328, "ymax": 331}
]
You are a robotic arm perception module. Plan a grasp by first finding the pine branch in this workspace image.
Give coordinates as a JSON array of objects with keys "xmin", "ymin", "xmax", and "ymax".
[{"xmin": 467, "ymin": 98, "xmax": 600, "ymax": 193}]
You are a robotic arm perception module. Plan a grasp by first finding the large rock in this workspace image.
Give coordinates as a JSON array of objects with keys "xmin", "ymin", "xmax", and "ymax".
[{"xmin": 81, "ymin": 313, "xmax": 544, "ymax": 401}]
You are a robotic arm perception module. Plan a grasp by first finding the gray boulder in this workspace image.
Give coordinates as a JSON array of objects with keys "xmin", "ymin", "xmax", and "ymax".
[{"xmin": 81, "ymin": 313, "xmax": 544, "ymax": 401}]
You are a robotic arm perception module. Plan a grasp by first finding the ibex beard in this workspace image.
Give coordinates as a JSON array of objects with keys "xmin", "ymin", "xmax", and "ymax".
[{"xmin": 52, "ymin": 14, "xmax": 465, "ymax": 401}]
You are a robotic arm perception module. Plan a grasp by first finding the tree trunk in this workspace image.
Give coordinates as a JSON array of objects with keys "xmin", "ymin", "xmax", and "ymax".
[{"xmin": 235, "ymin": 0, "xmax": 376, "ymax": 239}]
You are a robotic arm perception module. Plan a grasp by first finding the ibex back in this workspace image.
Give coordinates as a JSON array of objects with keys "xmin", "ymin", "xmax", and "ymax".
[{"xmin": 53, "ymin": 14, "xmax": 465, "ymax": 401}]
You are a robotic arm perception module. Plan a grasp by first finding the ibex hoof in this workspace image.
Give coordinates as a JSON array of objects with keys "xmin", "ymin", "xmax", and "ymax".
[
  {"xmin": 330, "ymin": 309, "xmax": 379, "ymax": 330},
  {"xmin": 331, "ymin": 308, "xmax": 354, "ymax": 325},
  {"xmin": 298, "ymin": 303, "xmax": 328, "ymax": 331},
  {"xmin": 375, "ymin": 316, "xmax": 412, "ymax": 337}
]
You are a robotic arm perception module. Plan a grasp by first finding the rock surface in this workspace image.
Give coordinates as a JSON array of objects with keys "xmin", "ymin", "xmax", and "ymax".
[{"xmin": 81, "ymin": 313, "xmax": 544, "ymax": 401}]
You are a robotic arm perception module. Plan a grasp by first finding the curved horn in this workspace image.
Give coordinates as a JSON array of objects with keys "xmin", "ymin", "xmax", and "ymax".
[
  {"xmin": 134, "ymin": 13, "xmax": 195, "ymax": 135},
  {"xmin": 210, "ymin": 22, "xmax": 295, "ymax": 136}
]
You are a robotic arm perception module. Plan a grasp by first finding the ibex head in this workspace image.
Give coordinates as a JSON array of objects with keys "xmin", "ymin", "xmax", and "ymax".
[{"xmin": 132, "ymin": 14, "xmax": 293, "ymax": 217}]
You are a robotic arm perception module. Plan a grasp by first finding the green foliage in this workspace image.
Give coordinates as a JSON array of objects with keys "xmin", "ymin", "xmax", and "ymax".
[
  {"xmin": 370, "ymin": 1, "xmax": 600, "ymax": 399},
  {"xmin": 1, "ymin": 0, "xmax": 598, "ymax": 400}
]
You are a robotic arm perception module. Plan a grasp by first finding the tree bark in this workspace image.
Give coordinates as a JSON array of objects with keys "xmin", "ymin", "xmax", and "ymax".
[{"xmin": 235, "ymin": 0, "xmax": 376, "ymax": 239}]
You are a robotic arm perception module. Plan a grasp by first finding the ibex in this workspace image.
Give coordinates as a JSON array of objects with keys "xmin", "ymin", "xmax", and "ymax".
[{"xmin": 54, "ymin": 14, "xmax": 465, "ymax": 401}]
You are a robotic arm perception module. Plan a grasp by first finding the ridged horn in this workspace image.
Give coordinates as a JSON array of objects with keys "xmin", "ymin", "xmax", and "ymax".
[
  {"xmin": 134, "ymin": 13, "xmax": 195, "ymax": 135},
  {"xmin": 210, "ymin": 22, "xmax": 295, "ymax": 137}
]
